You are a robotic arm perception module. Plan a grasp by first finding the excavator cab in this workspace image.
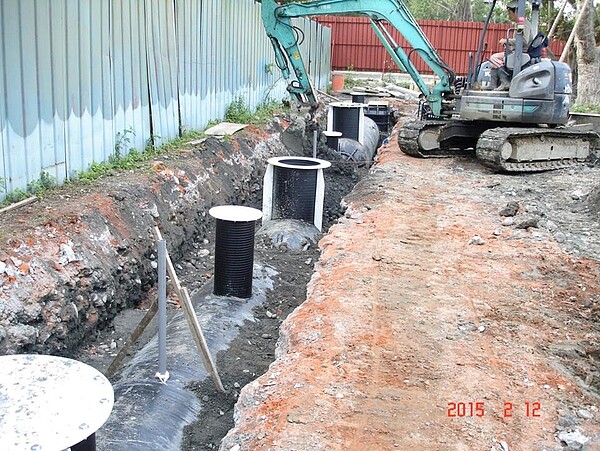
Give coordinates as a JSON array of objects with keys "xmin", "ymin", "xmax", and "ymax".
[{"xmin": 493, "ymin": 31, "xmax": 549, "ymax": 90}]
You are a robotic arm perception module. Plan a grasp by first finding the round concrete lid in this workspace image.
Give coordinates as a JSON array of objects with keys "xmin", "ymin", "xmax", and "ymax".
[
  {"xmin": 0, "ymin": 354, "xmax": 114, "ymax": 450},
  {"xmin": 267, "ymin": 156, "xmax": 331, "ymax": 170},
  {"xmin": 209, "ymin": 205, "xmax": 263, "ymax": 222}
]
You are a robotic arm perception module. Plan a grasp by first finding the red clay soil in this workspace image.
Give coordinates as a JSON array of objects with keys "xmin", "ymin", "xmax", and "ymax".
[{"xmin": 220, "ymin": 139, "xmax": 600, "ymax": 450}]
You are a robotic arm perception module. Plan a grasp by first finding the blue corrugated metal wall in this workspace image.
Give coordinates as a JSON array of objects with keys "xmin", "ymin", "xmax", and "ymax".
[{"xmin": 0, "ymin": 0, "xmax": 332, "ymax": 201}]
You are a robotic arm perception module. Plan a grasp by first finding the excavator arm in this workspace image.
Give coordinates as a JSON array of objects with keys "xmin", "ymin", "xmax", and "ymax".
[{"xmin": 261, "ymin": 0, "xmax": 456, "ymax": 116}]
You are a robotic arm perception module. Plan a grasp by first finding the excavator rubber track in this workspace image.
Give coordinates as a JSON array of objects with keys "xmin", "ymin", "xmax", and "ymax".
[
  {"xmin": 476, "ymin": 127, "xmax": 598, "ymax": 172},
  {"xmin": 397, "ymin": 119, "xmax": 449, "ymax": 157}
]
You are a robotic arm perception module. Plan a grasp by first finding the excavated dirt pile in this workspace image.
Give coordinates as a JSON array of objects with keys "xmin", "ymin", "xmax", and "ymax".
[{"xmin": 219, "ymin": 124, "xmax": 600, "ymax": 450}]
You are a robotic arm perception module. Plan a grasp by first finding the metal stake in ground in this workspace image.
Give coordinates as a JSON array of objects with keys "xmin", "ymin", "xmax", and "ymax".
[
  {"xmin": 155, "ymin": 239, "xmax": 169, "ymax": 383},
  {"xmin": 209, "ymin": 206, "xmax": 263, "ymax": 298}
]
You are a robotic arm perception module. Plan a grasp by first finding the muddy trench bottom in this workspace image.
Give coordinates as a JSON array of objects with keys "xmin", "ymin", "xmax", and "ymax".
[{"xmin": 178, "ymin": 165, "xmax": 369, "ymax": 450}]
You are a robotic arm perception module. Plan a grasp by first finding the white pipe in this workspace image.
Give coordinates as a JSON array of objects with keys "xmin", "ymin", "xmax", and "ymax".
[
  {"xmin": 547, "ymin": 0, "xmax": 567, "ymax": 41},
  {"xmin": 559, "ymin": 0, "xmax": 591, "ymax": 63}
]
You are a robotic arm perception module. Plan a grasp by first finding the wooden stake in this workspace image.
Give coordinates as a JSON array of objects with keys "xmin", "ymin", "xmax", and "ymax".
[
  {"xmin": 180, "ymin": 287, "xmax": 225, "ymax": 392},
  {"xmin": 105, "ymin": 300, "xmax": 158, "ymax": 378},
  {"xmin": 0, "ymin": 196, "xmax": 38, "ymax": 214},
  {"xmin": 152, "ymin": 226, "xmax": 225, "ymax": 393}
]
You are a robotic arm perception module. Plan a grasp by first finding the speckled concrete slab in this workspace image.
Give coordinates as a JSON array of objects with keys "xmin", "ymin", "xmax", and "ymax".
[{"xmin": 0, "ymin": 354, "xmax": 113, "ymax": 450}]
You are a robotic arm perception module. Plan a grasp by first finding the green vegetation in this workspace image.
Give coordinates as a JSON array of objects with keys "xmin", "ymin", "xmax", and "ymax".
[
  {"xmin": 265, "ymin": 62, "xmax": 276, "ymax": 75},
  {"xmin": 27, "ymin": 171, "xmax": 56, "ymax": 196},
  {"xmin": 0, "ymin": 171, "xmax": 57, "ymax": 206},
  {"xmin": 343, "ymin": 75, "xmax": 361, "ymax": 90},
  {"xmin": 0, "ymin": 98, "xmax": 289, "ymax": 206},
  {"xmin": 571, "ymin": 104, "xmax": 600, "ymax": 114},
  {"xmin": 71, "ymin": 129, "xmax": 205, "ymax": 184},
  {"xmin": 2, "ymin": 188, "xmax": 28, "ymax": 205},
  {"xmin": 225, "ymin": 96, "xmax": 289, "ymax": 125},
  {"xmin": 225, "ymin": 96, "xmax": 255, "ymax": 124},
  {"xmin": 114, "ymin": 127, "xmax": 135, "ymax": 159},
  {"xmin": 73, "ymin": 149, "xmax": 152, "ymax": 184}
]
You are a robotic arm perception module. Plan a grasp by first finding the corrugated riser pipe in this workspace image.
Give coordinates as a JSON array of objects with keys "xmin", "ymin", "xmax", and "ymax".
[
  {"xmin": 351, "ymin": 92, "xmax": 366, "ymax": 103},
  {"xmin": 326, "ymin": 101, "xmax": 380, "ymax": 163},
  {"xmin": 209, "ymin": 206, "xmax": 263, "ymax": 299},
  {"xmin": 337, "ymin": 116, "xmax": 379, "ymax": 162},
  {"xmin": 323, "ymin": 131, "xmax": 342, "ymax": 151},
  {"xmin": 330, "ymin": 103, "xmax": 363, "ymax": 142},
  {"xmin": 274, "ymin": 161, "xmax": 316, "ymax": 221},
  {"xmin": 262, "ymin": 157, "xmax": 331, "ymax": 231}
]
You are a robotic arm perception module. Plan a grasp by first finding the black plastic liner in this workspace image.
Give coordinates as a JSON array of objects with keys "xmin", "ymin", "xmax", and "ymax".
[{"xmin": 96, "ymin": 264, "xmax": 276, "ymax": 451}]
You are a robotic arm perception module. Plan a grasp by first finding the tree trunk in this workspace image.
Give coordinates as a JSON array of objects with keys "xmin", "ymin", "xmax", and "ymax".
[
  {"xmin": 574, "ymin": 0, "xmax": 600, "ymax": 105},
  {"xmin": 455, "ymin": 0, "xmax": 473, "ymax": 21}
]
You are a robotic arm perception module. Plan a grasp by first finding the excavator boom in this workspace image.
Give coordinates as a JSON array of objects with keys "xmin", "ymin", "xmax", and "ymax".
[{"xmin": 261, "ymin": 0, "xmax": 456, "ymax": 116}]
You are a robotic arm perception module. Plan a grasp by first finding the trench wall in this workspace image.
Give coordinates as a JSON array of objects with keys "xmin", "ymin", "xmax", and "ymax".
[
  {"xmin": 0, "ymin": 126, "xmax": 291, "ymax": 355},
  {"xmin": 0, "ymin": 0, "xmax": 332, "ymax": 201}
]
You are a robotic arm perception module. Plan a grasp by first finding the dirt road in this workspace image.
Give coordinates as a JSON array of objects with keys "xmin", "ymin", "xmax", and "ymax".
[{"xmin": 220, "ymin": 140, "xmax": 600, "ymax": 450}]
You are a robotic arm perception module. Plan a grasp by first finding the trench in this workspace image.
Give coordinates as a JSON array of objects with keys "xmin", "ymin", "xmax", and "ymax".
[{"xmin": 87, "ymin": 108, "xmax": 388, "ymax": 450}]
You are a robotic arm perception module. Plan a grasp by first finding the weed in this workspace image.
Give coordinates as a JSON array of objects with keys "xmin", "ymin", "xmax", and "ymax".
[
  {"xmin": 265, "ymin": 62, "xmax": 276, "ymax": 75},
  {"xmin": 225, "ymin": 96, "xmax": 255, "ymax": 124},
  {"xmin": 160, "ymin": 130, "xmax": 207, "ymax": 153},
  {"xmin": 254, "ymin": 101, "xmax": 288, "ymax": 124},
  {"xmin": 27, "ymin": 171, "xmax": 56, "ymax": 196},
  {"xmin": 344, "ymin": 75, "xmax": 361, "ymax": 89},
  {"xmin": 0, "ymin": 170, "xmax": 56, "ymax": 206},
  {"xmin": 571, "ymin": 103, "xmax": 600, "ymax": 114},
  {"xmin": 114, "ymin": 127, "xmax": 136, "ymax": 159},
  {"xmin": 2, "ymin": 188, "xmax": 28, "ymax": 205},
  {"xmin": 205, "ymin": 120, "xmax": 220, "ymax": 129},
  {"xmin": 225, "ymin": 96, "xmax": 288, "ymax": 126}
]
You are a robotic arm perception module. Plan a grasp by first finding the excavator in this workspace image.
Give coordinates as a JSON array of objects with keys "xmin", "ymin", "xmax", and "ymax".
[{"xmin": 261, "ymin": 0, "xmax": 598, "ymax": 172}]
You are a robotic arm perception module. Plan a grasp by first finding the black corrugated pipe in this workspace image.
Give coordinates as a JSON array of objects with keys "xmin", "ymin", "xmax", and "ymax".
[
  {"xmin": 209, "ymin": 206, "xmax": 263, "ymax": 299},
  {"xmin": 97, "ymin": 265, "xmax": 277, "ymax": 451},
  {"xmin": 323, "ymin": 130, "xmax": 342, "ymax": 151},
  {"xmin": 329, "ymin": 102, "xmax": 363, "ymax": 142},
  {"xmin": 350, "ymin": 92, "xmax": 366, "ymax": 103},
  {"xmin": 335, "ymin": 117, "xmax": 380, "ymax": 163},
  {"xmin": 326, "ymin": 102, "xmax": 379, "ymax": 163},
  {"xmin": 262, "ymin": 156, "xmax": 331, "ymax": 231}
]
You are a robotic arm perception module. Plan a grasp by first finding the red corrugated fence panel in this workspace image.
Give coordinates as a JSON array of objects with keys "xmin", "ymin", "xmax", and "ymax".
[{"xmin": 316, "ymin": 17, "xmax": 565, "ymax": 75}]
